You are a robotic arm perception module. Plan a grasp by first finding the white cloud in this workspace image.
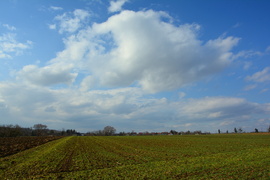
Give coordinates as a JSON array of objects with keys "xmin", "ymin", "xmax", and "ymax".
[
  {"xmin": 243, "ymin": 84, "xmax": 257, "ymax": 91},
  {"xmin": 179, "ymin": 97, "xmax": 265, "ymax": 121},
  {"xmin": 233, "ymin": 50, "xmax": 262, "ymax": 61},
  {"xmin": 178, "ymin": 92, "xmax": 186, "ymax": 98},
  {"xmin": 108, "ymin": 0, "xmax": 128, "ymax": 13},
  {"xmin": 0, "ymin": 80, "xmax": 269, "ymax": 132},
  {"xmin": 80, "ymin": 75, "xmax": 95, "ymax": 91},
  {"xmin": 0, "ymin": 82, "xmax": 145, "ymax": 129},
  {"xmin": 0, "ymin": 33, "xmax": 32, "ymax": 59},
  {"xmin": 48, "ymin": 24, "xmax": 56, "ymax": 30},
  {"xmin": 17, "ymin": 64, "xmax": 77, "ymax": 86},
  {"xmin": 243, "ymin": 61, "xmax": 252, "ymax": 70},
  {"xmin": 246, "ymin": 67, "xmax": 270, "ymax": 83},
  {"xmin": 50, "ymin": 6, "xmax": 63, "ymax": 11},
  {"xmin": 54, "ymin": 9, "xmax": 90, "ymax": 34},
  {"xmin": 2, "ymin": 24, "xmax": 16, "ymax": 31},
  {"xmin": 3, "ymin": 7, "xmax": 266, "ymax": 132},
  {"xmin": 84, "ymin": 10, "xmax": 239, "ymax": 93},
  {"xmin": 47, "ymin": 9, "xmax": 240, "ymax": 93}
]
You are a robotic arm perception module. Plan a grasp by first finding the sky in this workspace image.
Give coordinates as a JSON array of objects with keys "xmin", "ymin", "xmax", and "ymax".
[{"xmin": 0, "ymin": 0, "xmax": 270, "ymax": 133}]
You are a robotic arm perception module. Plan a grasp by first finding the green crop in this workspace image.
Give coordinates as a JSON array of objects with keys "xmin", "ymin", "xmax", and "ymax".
[{"xmin": 0, "ymin": 134, "xmax": 269, "ymax": 179}]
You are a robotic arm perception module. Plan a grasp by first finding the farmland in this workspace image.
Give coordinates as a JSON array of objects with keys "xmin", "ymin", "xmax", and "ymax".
[
  {"xmin": 0, "ymin": 134, "xmax": 269, "ymax": 179},
  {"xmin": 0, "ymin": 136, "xmax": 63, "ymax": 157}
]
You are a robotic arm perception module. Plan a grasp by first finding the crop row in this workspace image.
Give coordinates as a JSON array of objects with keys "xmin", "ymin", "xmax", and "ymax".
[{"xmin": 0, "ymin": 134, "xmax": 269, "ymax": 179}]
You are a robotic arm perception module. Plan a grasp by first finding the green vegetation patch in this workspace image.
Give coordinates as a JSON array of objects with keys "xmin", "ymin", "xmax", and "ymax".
[{"xmin": 0, "ymin": 134, "xmax": 269, "ymax": 179}]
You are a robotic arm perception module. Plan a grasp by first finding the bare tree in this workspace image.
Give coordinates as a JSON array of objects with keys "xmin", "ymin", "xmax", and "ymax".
[
  {"xmin": 170, "ymin": 130, "xmax": 178, "ymax": 135},
  {"xmin": 33, "ymin": 124, "xmax": 48, "ymax": 136},
  {"xmin": 238, "ymin": 127, "xmax": 243, "ymax": 133},
  {"xmin": 103, "ymin": 126, "xmax": 116, "ymax": 136}
]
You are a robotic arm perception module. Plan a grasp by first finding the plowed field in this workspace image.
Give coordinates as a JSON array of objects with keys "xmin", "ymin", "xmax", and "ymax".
[
  {"xmin": 0, "ymin": 136, "xmax": 63, "ymax": 157},
  {"xmin": 0, "ymin": 134, "xmax": 269, "ymax": 179}
]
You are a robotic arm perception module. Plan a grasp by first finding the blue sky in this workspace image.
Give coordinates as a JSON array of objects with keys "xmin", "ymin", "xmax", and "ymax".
[{"xmin": 0, "ymin": 0, "xmax": 270, "ymax": 133}]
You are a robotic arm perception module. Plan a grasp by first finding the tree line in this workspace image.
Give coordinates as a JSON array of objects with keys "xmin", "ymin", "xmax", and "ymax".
[
  {"xmin": 1, "ymin": 123, "xmax": 270, "ymax": 137},
  {"xmin": 85, "ymin": 126, "xmax": 116, "ymax": 136},
  {"xmin": 217, "ymin": 127, "xmax": 270, "ymax": 134},
  {"xmin": 0, "ymin": 124, "xmax": 79, "ymax": 137},
  {"xmin": 0, "ymin": 124, "xmax": 117, "ymax": 137}
]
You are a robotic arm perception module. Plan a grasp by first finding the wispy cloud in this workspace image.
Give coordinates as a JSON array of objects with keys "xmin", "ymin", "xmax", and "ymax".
[
  {"xmin": 260, "ymin": 88, "xmax": 269, "ymax": 93},
  {"xmin": 243, "ymin": 84, "xmax": 257, "ymax": 91},
  {"xmin": 233, "ymin": 50, "xmax": 263, "ymax": 60},
  {"xmin": 232, "ymin": 22, "xmax": 241, "ymax": 28},
  {"xmin": 108, "ymin": 0, "xmax": 128, "ymax": 13},
  {"xmin": 50, "ymin": 6, "xmax": 63, "ymax": 11},
  {"xmin": 243, "ymin": 61, "xmax": 252, "ymax": 70},
  {"xmin": 54, "ymin": 9, "xmax": 90, "ymax": 34},
  {"xmin": 266, "ymin": 46, "xmax": 270, "ymax": 52},
  {"xmin": 246, "ymin": 67, "xmax": 270, "ymax": 83},
  {"xmin": 0, "ymin": 33, "xmax": 32, "ymax": 59},
  {"xmin": 48, "ymin": 24, "xmax": 56, "ymax": 30},
  {"xmin": 2, "ymin": 24, "xmax": 16, "ymax": 31}
]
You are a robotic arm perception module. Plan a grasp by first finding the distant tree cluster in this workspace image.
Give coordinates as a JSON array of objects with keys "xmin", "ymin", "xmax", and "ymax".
[
  {"xmin": 0, "ymin": 124, "xmax": 71, "ymax": 137},
  {"xmin": 1, "ymin": 123, "xmax": 270, "ymax": 137},
  {"xmin": 86, "ymin": 126, "xmax": 116, "ymax": 136},
  {"xmin": 32, "ymin": 124, "xmax": 48, "ymax": 136},
  {"xmin": 0, "ymin": 125, "xmax": 29, "ymax": 137},
  {"xmin": 176, "ymin": 130, "xmax": 211, "ymax": 135},
  {"xmin": 64, "ymin": 129, "xmax": 78, "ymax": 136},
  {"xmin": 218, "ymin": 127, "xmax": 270, "ymax": 134},
  {"xmin": 116, "ymin": 130, "xmax": 211, "ymax": 136}
]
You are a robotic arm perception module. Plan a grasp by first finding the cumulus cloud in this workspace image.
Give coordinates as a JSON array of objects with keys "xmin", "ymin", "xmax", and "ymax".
[
  {"xmin": 0, "ymin": 82, "xmax": 144, "ymax": 129},
  {"xmin": 0, "ymin": 82, "xmax": 58, "ymax": 126},
  {"xmin": 180, "ymin": 97, "xmax": 264, "ymax": 120},
  {"xmin": 0, "ymin": 80, "xmax": 269, "ymax": 132},
  {"xmin": 0, "ymin": 33, "xmax": 32, "ymax": 59},
  {"xmin": 108, "ymin": 0, "xmax": 128, "ymax": 13},
  {"xmin": 17, "ymin": 64, "xmax": 77, "ymax": 86},
  {"xmin": 46, "ymin": 9, "xmax": 240, "ymax": 93},
  {"xmin": 4, "ymin": 7, "xmax": 264, "ymax": 132},
  {"xmin": 246, "ymin": 67, "xmax": 270, "ymax": 83},
  {"xmin": 54, "ymin": 9, "xmax": 90, "ymax": 34},
  {"xmin": 83, "ymin": 10, "xmax": 239, "ymax": 92}
]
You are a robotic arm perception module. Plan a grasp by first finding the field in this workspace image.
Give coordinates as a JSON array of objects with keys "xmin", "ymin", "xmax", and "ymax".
[
  {"xmin": 0, "ymin": 134, "xmax": 269, "ymax": 179},
  {"xmin": 0, "ymin": 136, "xmax": 63, "ymax": 158}
]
